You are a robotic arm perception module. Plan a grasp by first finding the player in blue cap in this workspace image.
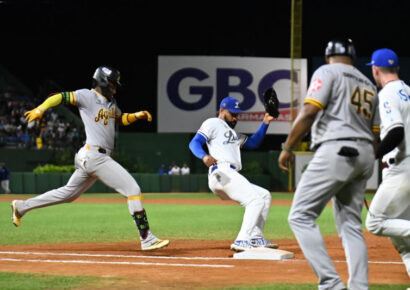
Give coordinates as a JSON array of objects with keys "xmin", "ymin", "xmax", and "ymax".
[
  {"xmin": 189, "ymin": 96, "xmax": 278, "ymax": 251},
  {"xmin": 365, "ymin": 48, "xmax": 410, "ymax": 278}
]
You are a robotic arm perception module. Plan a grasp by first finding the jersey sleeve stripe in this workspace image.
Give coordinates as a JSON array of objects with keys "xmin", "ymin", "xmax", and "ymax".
[
  {"xmin": 240, "ymin": 136, "xmax": 248, "ymax": 148},
  {"xmin": 384, "ymin": 122, "xmax": 404, "ymax": 133},
  {"xmin": 304, "ymin": 98, "xmax": 324, "ymax": 110},
  {"xmin": 372, "ymin": 126, "xmax": 380, "ymax": 133},
  {"xmin": 197, "ymin": 131, "xmax": 209, "ymax": 141}
]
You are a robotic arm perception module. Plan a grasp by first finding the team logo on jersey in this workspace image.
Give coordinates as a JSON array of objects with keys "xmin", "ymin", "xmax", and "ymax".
[
  {"xmin": 95, "ymin": 108, "xmax": 116, "ymax": 125},
  {"xmin": 383, "ymin": 101, "xmax": 392, "ymax": 114},
  {"xmin": 223, "ymin": 130, "xmax": 239, "ymax": 144},
  {"xmin": 309, "ymin": 78, "xmax": 322, "ymax": 93}
]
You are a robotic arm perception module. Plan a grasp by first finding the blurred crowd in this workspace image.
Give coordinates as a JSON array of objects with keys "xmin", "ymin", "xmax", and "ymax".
[
  {"xmin": 157, "ymin": 163, "xmax": 190, "ymax": 175},
  {"xmin": 0, "ymin": 91, "xmax": 83, "ymax": 149}
]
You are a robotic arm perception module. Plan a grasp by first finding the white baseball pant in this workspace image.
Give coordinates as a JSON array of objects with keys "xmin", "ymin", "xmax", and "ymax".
[
  {"xmin": 208, "ymin": 162, "xmax": 271, "ymax": 241},
  {"xmin": 366, "ymin": 156, "xmax": 410, "ymax": 276}
]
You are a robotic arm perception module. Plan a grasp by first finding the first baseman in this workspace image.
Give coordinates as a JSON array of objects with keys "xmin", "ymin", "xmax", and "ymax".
[
  {"xmin": 11, "ymin": 66, "xmax": 169, "ymax": 251},
  {"xmin": 189, "ymin": 96, "xmax": 278, "ymax": 251},
  {"xmin": 365, "ymin": 48, "xmax": 410, "ymax": 277},
  {"xmin": 279, "ymin": 39, "xmax": 380, "ymax": 290}
]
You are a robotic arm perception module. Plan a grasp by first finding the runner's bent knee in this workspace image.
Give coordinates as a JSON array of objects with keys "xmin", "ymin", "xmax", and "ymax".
[
  {"xmin": 122, "ymin": 181, "xmax": 141, "ymax": 198},
  {"xmin": 365, "ymin": 213, "xmax": 383, "ymax": 235}
]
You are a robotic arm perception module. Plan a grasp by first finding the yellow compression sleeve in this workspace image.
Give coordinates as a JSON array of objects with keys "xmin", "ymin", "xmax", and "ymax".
[
  {"xmin": 38, "ymin": 93, "xmax": 63, "ymax": 111},
  {"xmin": 37, "ymin": 92, "xmax": 75, "ymax": 112},
  {"xmin": 121, "ymin": 113, "xmax": 137, "ymax": 126}
]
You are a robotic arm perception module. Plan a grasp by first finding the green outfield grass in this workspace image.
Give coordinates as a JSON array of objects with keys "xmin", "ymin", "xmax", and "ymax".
[
  {"xmin": 0, "ymin": 272, "xmax": 100, "ymax": 290},
  {"xmin": 1, "ymin": 192, "xmax": 397, "ymax": 290},
  {"xmin": 0, "ymin": 193, "xmax": 373, "ymax": 244}
]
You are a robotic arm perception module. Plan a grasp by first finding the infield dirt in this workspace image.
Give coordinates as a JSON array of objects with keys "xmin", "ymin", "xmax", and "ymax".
[{"xmin": 0, "ymin": 197, "xmax": 409, "ymax": 288}]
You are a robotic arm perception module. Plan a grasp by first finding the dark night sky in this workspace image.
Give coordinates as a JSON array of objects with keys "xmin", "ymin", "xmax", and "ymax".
[{"xmin": 1, "ymin": 0, "xmax": 410, "ymax": 132}]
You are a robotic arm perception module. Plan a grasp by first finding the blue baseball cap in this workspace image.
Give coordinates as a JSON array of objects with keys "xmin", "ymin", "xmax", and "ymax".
[
  {"xmin": 219, "ymin": 96, "xmax": 243, "ymax": 113},
  {"xmin": 366, "ymin": 48, "xmax": 399, "ymax": 67}
]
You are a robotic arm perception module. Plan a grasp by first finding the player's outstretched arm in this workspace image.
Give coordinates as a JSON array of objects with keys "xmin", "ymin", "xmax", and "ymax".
[
  {"xmin": 243, "ymin": 113, "xmax": 274, "ymax": 149},
  {"xmin": 24, "ymin": 93, "xmax": 68, "ymax": 122},
  {"xmin": 120, "ymin": 111, "xmax": 152, "ymax": 126}
]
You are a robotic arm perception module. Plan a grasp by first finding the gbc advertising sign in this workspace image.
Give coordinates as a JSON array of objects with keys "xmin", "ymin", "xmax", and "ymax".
[{"xmin": 158, "ymin": 56, "xmax": 307, "ymax": 134}]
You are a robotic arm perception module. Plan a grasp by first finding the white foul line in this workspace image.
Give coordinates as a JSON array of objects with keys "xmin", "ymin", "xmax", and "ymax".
[
  {"xmin": 288, "ymin": 259, "xmax": 404, "ymax": 265},
  {"xmin": 0, "ymin": 257, "xmax": 233, "ymax": 268},
  {"xmin": 0, "ymin": 251, "xmax": 231, "ymax": 260},
  {"xmin": 0, "ymin": 251, "xmax": 403, "ymax": 265}
]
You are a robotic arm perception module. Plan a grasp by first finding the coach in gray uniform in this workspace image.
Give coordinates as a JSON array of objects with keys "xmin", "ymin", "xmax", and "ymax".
[
  {"xmin": 279, "ymin": 39, "xmax": 380, "ymax": 290},
  {"xmin": 11, "ymin": 66, "xmax": 169, "ymax": 251}
]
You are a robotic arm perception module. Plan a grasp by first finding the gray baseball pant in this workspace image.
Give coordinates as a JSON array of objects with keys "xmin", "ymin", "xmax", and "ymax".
[
  {"xmin": 288, "ymin": 140, "xmax": 374, "ymax": 290},
  {"xmin": 16, "ymin": 147, "xmax": 143, "ymax": 216}
]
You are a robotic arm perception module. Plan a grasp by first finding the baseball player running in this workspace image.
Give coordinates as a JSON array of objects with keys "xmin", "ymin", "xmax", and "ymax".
[
  {"xmin": 279, "ymin": 39, "xmax": 380, "ymax": 290},
  {"xmin": 189, "ymin": 96, "xmax": 278, "ymax": 251},
  {"xmin": 365, "ymin": 48, "xmax": 410, "ymax": 277},
  {"xmin": 11, "ymin": 66, "xmax": 169, "ymax": 251}
]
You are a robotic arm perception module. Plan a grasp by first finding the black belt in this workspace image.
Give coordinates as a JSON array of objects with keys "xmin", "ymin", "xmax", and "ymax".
[
  {"xmin": 382, "ymin": 158, "xmax": 396, "ymax": 169},
  {"xmin": 314, "ymin": 138, "xmax": 371, "ymax": 151},
  {"xmin": 336, "ymin": 138, "xmax": 362, "ymax": 141},
  {"xmin": 97, "ymin": 147, "xmax": 107, "ymax": 154},
  {"xmin": 211, "ymin": 164, "xmax": 236, "ymax": 173}
]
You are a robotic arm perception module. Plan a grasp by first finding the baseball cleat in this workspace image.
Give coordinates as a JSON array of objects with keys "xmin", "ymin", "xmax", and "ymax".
[
  {"xmin": 141, "ymin": 239, "xmax": 170, "ymax": 251},
  {"xmin": 230, "ymin": 240, "xmax": 256, "ymax": 252},
  {"xmin": 250, "ymin": 238, "xmax": 279, "ymax": 249},
  {"xmin": 11, "ymin": 200, "xmax": 21, "ymax": 227}
]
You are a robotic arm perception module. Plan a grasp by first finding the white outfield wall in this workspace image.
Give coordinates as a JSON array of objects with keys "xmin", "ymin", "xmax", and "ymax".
[{"xmin": 157, "ymin": 56, "xmax": 307, "ymax": 134}]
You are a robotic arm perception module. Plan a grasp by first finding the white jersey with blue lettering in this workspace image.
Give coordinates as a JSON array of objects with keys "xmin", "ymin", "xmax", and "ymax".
[
  {"xmin": 195, "ymin": 117, "xmax": 273, "ymax": 245},
  {"xmin": 197, "ymin": 117, "xmax": 247, "ymax": 171},
  {"xmin": 366, "ymin": 79, "xmax": 410, "ymax": 279},
  {"xmin": 74, "ymin": 89, "xmax": 121, "ymax": 151},
  {"xmin": 378, "ymin": 80, "xmax": 410, "ymax": 163}
]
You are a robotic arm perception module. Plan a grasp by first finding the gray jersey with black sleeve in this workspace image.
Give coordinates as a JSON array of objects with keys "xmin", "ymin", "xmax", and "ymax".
[
  {"xmin": 305, "ymin": 63, "xmax": 380, "ymax": 149},
  {"xmin": 73, "ymin": 89, "xmax": 121, "ymax": 151}
]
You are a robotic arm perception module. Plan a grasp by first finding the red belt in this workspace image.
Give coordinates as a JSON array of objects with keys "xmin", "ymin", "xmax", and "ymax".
[{"xmin": 382, "ymin": 158, "xmax": 396, "ymax": 169}]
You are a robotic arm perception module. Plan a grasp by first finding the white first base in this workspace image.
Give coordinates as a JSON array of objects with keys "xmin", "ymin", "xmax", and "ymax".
[{"xmin": 233, "ymin": 248, "xmax": 294, "ymax": 260}]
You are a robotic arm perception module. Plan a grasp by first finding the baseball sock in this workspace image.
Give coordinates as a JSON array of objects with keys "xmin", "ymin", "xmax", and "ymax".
[{"xmin": 132, "ymin": 209, "xmax": 150, "ymax": 240}]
